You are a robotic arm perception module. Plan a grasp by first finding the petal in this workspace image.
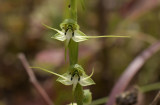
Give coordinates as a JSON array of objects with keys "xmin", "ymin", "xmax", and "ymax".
[
  {"xmin": 42, "ymin": 23, "xmax": 64, "ymax": 35},
  {"xmin": 78, "ymin": 35, "xmax": 130, "ymax": 39},
  {"xmin": 72, "ymin": 30, "xmax": 88, "ymax": 42},
  {"xmin": 57, "ymin": 73, "xmax": 73, "ymax": 85},
  {"xmin": 31, "ymin": 67, "xmax": 67, "ymax": 80},
  {"xmin": 42, "ymin": 23, "xmax": 66, "ymax": 41},
  {"xmin": 79, "ymin": 68, "xmax": 95, "ymax": 86},
  {"xmin": 51, "ymin": 33, "xmax": 66, "ymax": 41},
  {"xmin": 79, "ymin": 77, "xmax": 95, "ymax": 86}
]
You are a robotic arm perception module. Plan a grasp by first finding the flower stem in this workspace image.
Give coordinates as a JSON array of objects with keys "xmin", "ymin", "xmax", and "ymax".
[{"xmin": 68, "ymin": 39, "xmax": 79, "ymax": 65}]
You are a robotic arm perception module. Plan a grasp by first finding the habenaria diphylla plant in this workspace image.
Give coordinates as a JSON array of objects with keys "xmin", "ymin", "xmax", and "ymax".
[{"xmin": 32, "ymin": 0, "xmax": 129, "ymax": 105}]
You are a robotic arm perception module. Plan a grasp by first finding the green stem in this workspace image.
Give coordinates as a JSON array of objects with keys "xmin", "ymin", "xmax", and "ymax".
[
  {"xmin": 140, "ymin": 82, "xmax": 160, "ymax": 93},
  {"xmin": 74, "ymin": 83, "xmax": 84, "ymax": 105},
  {"xmin": 68, "ymin": 39, "xmax": 79, "ymax": 65},
  {"xmin": 65, "ymin": 0, "xmax": 77, "ymax": 21},
  {"xmin": 90, "ymin": 97, "xmax": 108, "ymax": 105}
]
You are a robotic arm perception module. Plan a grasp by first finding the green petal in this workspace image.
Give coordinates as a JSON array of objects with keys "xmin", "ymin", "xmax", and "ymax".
[
  {"xmin": 42, "ymin": 23, "xmax": 64, "ymax": 35},
  {"xmin": 42, "ymin": 23, "xmax": 66, "ymax": 41},
  {"xmin": 57, "ymin": 73, "xmax": 73, "ymax": 85},
  {"xmin": 72, "ymin": 30, "xmax": 88, "ymax": 42},
  {"xmin": 31, "ymin": 67, "xmax": 67, "ymax": 80},
  {"xmin": 83, "ymin": 68, "xmax": 94, "ymax": 80},
  {"xmin": 79, "ymin": 77, "xmax": 95, "ymax": 86},
  {"xmin": 80, "ymin": 68, "xmax": 95, "ymax": 86},
  {"xmin": 79, "ymin": 35, "xmax": 130, "ymax": 39},
  {"xmin": 51, "ymin": 33, "xmax": 66, "ymax": 41}
]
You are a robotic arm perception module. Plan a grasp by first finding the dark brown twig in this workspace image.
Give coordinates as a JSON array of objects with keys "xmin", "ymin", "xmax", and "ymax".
[
  {"xmin": 18, "ymin": 53, "xmax": 54, "ymax": 105},
  {"xmin": 107, "ymin": 41, "xmax": 160, "ymax": 105},
  {"xmin": 150, "ymin": 91, "xmax": 160, "ymax": 105}
]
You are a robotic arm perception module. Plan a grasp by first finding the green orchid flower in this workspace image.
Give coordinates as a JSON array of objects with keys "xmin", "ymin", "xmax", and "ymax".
[
  {"xmin": 31, "ymin": 64, "xmax": 95, "ymax": 90},
  {"xmin": 43, "ymin": 19, "xmax": 130, "ymax": 47}
]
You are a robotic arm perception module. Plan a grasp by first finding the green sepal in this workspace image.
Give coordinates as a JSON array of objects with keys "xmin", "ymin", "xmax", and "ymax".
[
  {"xmin": 73, "ymin": 64, "xmax": 84, "ymax": 72},
  {"xmin": 60, "ymin": 19, "xmax": 79, "ymax": 30}
]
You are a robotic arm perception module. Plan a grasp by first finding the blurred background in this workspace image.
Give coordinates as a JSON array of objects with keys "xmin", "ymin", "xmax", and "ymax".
[{"xmin": 0, "ymin": 0, "xmax": 160, "ymax": 105}]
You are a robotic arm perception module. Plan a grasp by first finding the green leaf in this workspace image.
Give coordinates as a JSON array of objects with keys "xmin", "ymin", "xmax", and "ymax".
[{"xmin": 83, "ymin": 89, "xmax": 92, "ymax": 105}]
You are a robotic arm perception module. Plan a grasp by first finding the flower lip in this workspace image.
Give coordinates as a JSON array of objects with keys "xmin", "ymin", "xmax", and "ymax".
[
  {"xmin": 64, "ymin": 24, "xmax": 75, "ymax": 37},
  {"xmin": 70, "ymin": 70, "xmax": 81, "ymax": 81}
]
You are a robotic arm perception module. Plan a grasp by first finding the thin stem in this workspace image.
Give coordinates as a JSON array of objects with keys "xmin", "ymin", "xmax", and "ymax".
[
  {"xmin": 90, "ymin": 97, "xmax": 108, "ymax": 105},
  {"xmin": 150, "ymin": 91, "xmax": 160, "ymax": 105},
  {"xmin": 106, "ymin": 41, "xmax": 160, "ymax": 105},
  {"xmin": 140, "ymin": 82, "xmax": 160, "ymax": 93},
  {"xmin": 18, "ymin": 53, "xmax": 54, "ymax": 105},
  {"xmin": 90, "ymin": 81, "xmax": 160, "ymax": 105}
]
